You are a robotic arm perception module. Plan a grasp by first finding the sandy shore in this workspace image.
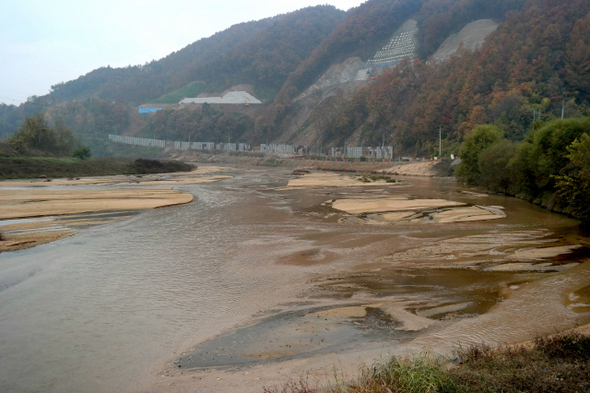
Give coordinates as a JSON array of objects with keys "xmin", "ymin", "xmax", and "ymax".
[
  {"xmin": 285, "ymin": 171, "xmax": 400, "ymax": 189},
  {"xmin": 0, "ymin": 188, "xmax": 193, "ymax": 220},
  {"xmin": 0, "ymin": 166, "xmax": 231, "ymax": 252}
]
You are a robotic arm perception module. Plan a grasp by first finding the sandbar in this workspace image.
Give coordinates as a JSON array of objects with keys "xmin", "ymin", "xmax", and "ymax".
[
  {"xmin": 330, "ymin": 197, "xmax": 465, "ymax": 215},
  {"xmin": 286, "ymin": 172, "xmax": 399, "ymax": 189},
  {"xmin": 0, "ymin": 188, "xmax": 193, "ymax": 220},
  {"xmin": 0, "ymin": 229, "xmax": 76, "ymax": 252},
  {"xmin": 428, "ymin": 205, "xmax": 505, "ymax": 223},
  {"xmin": 508, "ymin": 245, "xmax": 580, "ymax": 260},
  {"xmin": 0, "ymin": 187, "xmax": 193, "ymax": 252}
]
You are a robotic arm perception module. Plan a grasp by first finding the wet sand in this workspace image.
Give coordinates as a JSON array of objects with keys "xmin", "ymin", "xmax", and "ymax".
[
  {"xmin": 285, "ymin": 171, "xmax": 401, "ymax": 189},
  {"xmin": 153, "ymin": 168, "xmax": 590, "ymax": 393},
  {"xmin": 0, "ymin": 188, "xmax": 193, "ymax": 220}
]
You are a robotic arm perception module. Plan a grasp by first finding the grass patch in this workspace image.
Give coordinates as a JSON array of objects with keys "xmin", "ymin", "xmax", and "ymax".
[
  {"xmin": 148, "ymin": 81, "xmax": 206, "ymax": 104},
  {"xmin": 448, "ymin": 333, "xmax": 590, "ymax": 393},
  {"xmin": 264, "ymin": 332, "xmax": 590, "ymax": 393}
]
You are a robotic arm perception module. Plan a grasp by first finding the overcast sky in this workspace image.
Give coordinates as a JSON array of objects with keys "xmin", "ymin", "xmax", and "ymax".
[{"xmin": 0, "ymin": 0, "xmax": 364, "ymax": 105}]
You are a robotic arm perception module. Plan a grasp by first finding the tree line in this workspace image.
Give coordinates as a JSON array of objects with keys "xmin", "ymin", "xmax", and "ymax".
[
  {"xmin": 6, "ymin": 113, "xmax": 89, "ymax": 158},
  {"xmin": 457, "ymin": 118, "xmax": 590, "ymax": 224},
  {"xmin": 279, "ymin": 0, "xmax": 590, "ymax": 156}
]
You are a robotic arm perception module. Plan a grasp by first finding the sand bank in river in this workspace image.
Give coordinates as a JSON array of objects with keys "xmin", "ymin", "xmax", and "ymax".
[
  {"xmin": 329, "ymin": 197, "xmax": 465, "ymax": 214},
  {"xmin": 0, "ymin": 166, "xmax": 231, "ymax": 252},
  {"xmin": 324, "ymin": 196, "xmax": 505, "ymax": 224},
  {"xmin": 0, "ymin": 188, "xmax": 192, "ymax": 252},
  {"xmin": 287, "ymin": 172, "xmax": 505, "ymax": 224},
  {"xmin": 0, "ymin": 188, "xmax": 193, "ymax": 220},
  {"xmin": 285, "ymin": 171, "xmax": 400, "ymax": 189}
]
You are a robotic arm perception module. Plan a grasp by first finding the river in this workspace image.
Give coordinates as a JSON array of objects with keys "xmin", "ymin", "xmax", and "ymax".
[{"xmin": 0, "ymin": 165, "xmax": 589, "ymax": 392}]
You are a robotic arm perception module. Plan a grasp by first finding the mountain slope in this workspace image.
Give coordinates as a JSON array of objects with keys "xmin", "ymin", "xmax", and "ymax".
[
  {"xmin": 48, "ymin": 6, "xmax": 346, "ymax": 106},
  {"xmin": 4, "ymin": 0, "xmax": 590, "ymax": 158},
  {"xmin": 284, "ymin": 0, "xmax": 590, "ymax": 156},
  {"xmin": 252, "ymin": 0, "xmax": 525, "ymax": 144}
]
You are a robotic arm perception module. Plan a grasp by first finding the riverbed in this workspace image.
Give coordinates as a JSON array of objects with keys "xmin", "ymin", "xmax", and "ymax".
[{"xmin": 0, "ymin": 165, "xmax": 588, "ymax": 393}]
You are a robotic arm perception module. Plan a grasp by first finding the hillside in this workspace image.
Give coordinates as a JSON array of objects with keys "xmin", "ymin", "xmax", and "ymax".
[
  {"xmin": 253, "ymin": 0, "xmax": 528, "ymax": 146},
  {"xmin": 2, "ymin": 0, "xmax": 590, "ymax": 158},
  {"xmin": 262, "ymin": 0, "xmax": 590, "ymax": 157},
  {"xmin": 47, "ymin": 5, "xmax": 346, "ymax": 106}
]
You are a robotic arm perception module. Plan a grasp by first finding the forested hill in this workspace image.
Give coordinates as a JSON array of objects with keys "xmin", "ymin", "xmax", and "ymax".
[
  {"xmin": 2, "ymin": 0, "xmax": 590, "ymax": 158},
  {"xmin": 254, "ymin": 0, "xmax": 527, "ymax": 142},
  {"xmin": 47, "ymin": 5, "xmax": 347, "ymax": 106},
  {"xmin": 255, "ymin": 0, "xmax": 590, "ymax": 155}
]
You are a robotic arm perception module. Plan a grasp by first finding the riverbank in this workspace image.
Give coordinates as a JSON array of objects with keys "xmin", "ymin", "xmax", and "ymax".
[{"xmin": 0, "ymin": 157, "xmax": 193, "ymax": 180}]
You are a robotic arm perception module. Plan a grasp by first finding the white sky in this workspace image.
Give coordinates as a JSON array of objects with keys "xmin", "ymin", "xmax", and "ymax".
[{"xmin": 0, "ymin": 0, "xmax": 364, "ymax": 105}]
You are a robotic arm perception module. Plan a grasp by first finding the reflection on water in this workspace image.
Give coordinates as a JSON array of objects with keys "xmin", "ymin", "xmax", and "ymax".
[{"xmin": 0, "ymin": 166, "xmax": 589, "ymax": 392}]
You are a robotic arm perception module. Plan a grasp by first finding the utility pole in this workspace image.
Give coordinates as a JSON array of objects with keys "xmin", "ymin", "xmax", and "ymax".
[
  {"xmin": 439, "ymin": 126, "xmax": 442, "ymax": 158},
  {"xmin": 561, "ymin": 99, "xmax": 565, "ymax": 119}
]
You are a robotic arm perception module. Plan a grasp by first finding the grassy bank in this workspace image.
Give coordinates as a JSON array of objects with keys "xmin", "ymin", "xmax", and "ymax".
[
  {"xmin": 265, "ymin": 332, "xmax": 590, "ymax": 393},
  {"xmin": 0, "ymin": 157, "xmax": 193, "ymax": 179}
]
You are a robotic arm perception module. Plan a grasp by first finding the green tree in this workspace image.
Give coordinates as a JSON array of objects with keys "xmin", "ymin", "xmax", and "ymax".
[
  {"xmin": 456, "ymin": 124, "xmax": 503, "ymax": 184},
  {"xmin": 478, "ymin": 139, "xmax": 518, "ymax": 193},
  {"xmin": 53, "ymin": 117, "xmax": 78, "ymax": 155},
  {"xmin": 554, "ymin": 133, "xmax": 590, "ymax": 223},
  {"xmin": 8, "ymin": 114, "xmax": 80, "ymax": 156},
  {"xmin": 9, "ymin": 114, "xmax": 57, "ymax": 154},
  {"xmin": 73, "ymin": 146, "xmax": 92, "ymax": 160},
  {"xmin": 526, "ymin": 118, "xmax": 590, "ymax": 192}
]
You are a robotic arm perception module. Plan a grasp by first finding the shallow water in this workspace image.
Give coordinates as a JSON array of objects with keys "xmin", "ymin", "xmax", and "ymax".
[{"xmin": 0, "ymin": 166, "xmax": 589, "ymax": 392}]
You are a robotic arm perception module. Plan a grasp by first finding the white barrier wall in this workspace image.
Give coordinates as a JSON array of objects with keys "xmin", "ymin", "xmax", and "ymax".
[
  {"xmin": 108, "ymin": 135, "xmax": 397, "ymax": 159},
  {"xmin": 108, "ymin": 134, "xmax": 166, "ymax": 148}
]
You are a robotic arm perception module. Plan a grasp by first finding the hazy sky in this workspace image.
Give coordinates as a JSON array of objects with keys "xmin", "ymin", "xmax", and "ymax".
[{"xmin": 0, "ymin": 0, "xmax": 364, "ymax": 105}]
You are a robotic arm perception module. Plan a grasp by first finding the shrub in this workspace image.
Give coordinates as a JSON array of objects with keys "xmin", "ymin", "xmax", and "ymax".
[{"xmin": 73, "ymin": 146, "xmax": 92, "ymax": 160}]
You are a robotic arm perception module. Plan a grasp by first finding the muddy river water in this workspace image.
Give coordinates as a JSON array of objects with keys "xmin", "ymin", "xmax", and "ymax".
[{"xmin": 0, "ymin": 165, "xmax": 589, "ymax": 392}]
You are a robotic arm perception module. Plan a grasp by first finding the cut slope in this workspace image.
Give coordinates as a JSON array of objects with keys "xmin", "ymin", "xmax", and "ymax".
[
  {"xmin": 431, "ymin": 19, "xmax": 498, "ymax": 63},
  {"xmin": 365, "ymin": 19, "xmax": 418, "ymax": 69}
]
